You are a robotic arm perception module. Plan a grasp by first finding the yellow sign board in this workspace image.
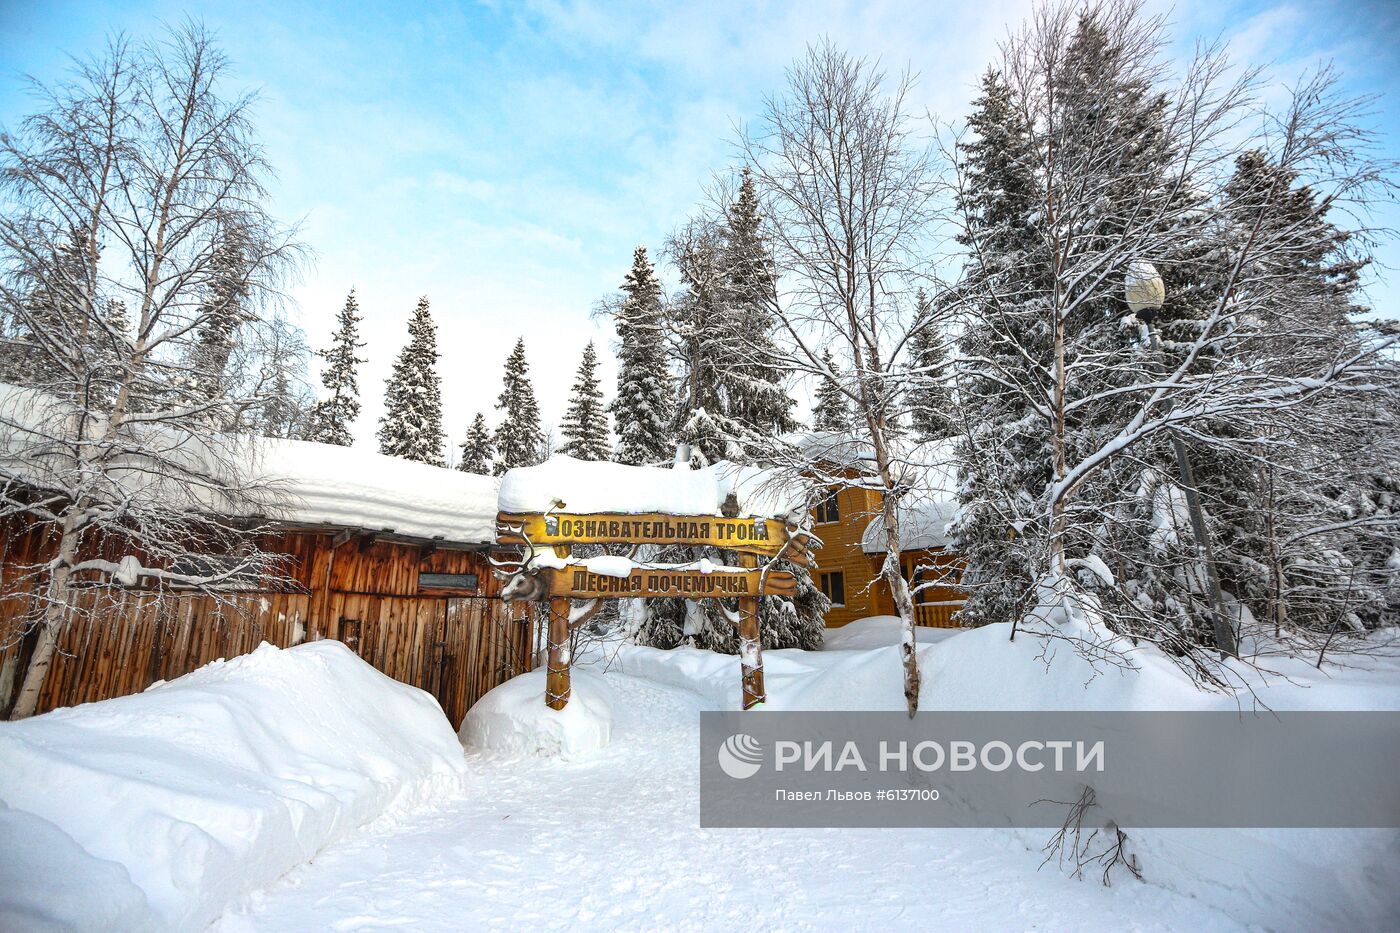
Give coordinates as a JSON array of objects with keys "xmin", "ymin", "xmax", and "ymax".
[
  {"xmin": 543, "ymin": 567, "xmax": 798, "ymax": 600},
  {"xmin": 497, "ymin": 511, "xmax": 798, "ymax": 557}
]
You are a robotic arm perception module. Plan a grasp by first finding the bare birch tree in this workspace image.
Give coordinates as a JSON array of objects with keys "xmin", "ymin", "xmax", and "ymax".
[
  {"xmin": 739, "ymin": 43, "xmax": 944, "ymax": 715},
  {"xmin": 0, "ymin": 25, "xmax": 304, "ymax": 718}
]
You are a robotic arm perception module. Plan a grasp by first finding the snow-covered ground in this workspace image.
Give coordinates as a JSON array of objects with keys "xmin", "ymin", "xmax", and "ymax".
[
  {"xmin": 3, "ymin": 618, "xmax": 1395, "ymax": 931},
  {"xmin": 0, "ymin": 642, "xmax": 468, "ymax": 932},
  {"xmin": 201, "ymin": 618, "xmax": 1400, "ymax": 932}
]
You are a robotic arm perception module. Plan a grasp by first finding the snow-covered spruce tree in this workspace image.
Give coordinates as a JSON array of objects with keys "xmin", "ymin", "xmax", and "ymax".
[
  {"xmin": 492, "ymin": 337, "xmax": 544, "ymax": 475},
  {"xmin": 1215, "ymin": 149, "xmax": 1400, "ymax": 635},
  {"xmin": 740, "ymin": 43, "xmax": 937, "ymax": 714},
  {"xmin": 1035, "ymin": 8, "xmax": 1256, "ymax": 655},
  {"xmin": 951, "ymin": 1, "xmax": 1399, "ymax": 677},
  {"xmin": 187, "ymin": 231, "xmax": 253, "ymax": 421},
  {"xmin": 632, "ymin": 207, "xmax": 824, "ymax": 653},
  {"xmin": 718, "ymin": 167, "xmax": 798, "ymax": 442},
  {"xmin": 260, "ymin": 368, "xmax": 294, "ymax": 437},
  {"xmin": 456, "ymin": 412, "xmax": 493, "ymax": 474},
  {"xmin": 3, "ymin": 228, "xmax": 95, "ymax": 387},
  {"xmin": 906, "ymin": 289, "xmax": 956, "ymax": 440},
  {"xmin": 559, "ymin": 340, "xmax": 611, "ymax": 461},
  {"xmin": 0, "ymin": 26, "xmax": 304, "ymax": 719},
  {"xmin": 377, "ymin": 296, "xmax": 445, "ymax": 466},
  {"xmin": 666, "ymin": 172, "xmax": 796, "ymax": 466},
  {"xmin": 667, "ymin": 217, "xmax": 743, "ymax": 463},
  {"xmin": 810, "ymin": 349, "xmax": 851, "ymax": 431},
  {"xmin": 947, "ymin": 66, "xmax": 1050, "ymax": 632},
  {"xmin": 305, "ymin": 290, "xmax": 365, "ymax": 447},
  {"xmin": 611, "ymin": 247, "xmax": 673, "ymax": 465}
]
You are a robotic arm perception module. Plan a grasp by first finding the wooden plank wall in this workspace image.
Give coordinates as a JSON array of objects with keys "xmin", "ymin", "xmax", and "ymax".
[
  {"xmin": 862, "ymin": 548, "xmax": 966, "ymax": 629},
  {"xmin": 810, "ymin": 479, "xmax": 888, "ymax": 626},
  {"xmin": 19, "ymin": 589, "xmax": 312, "ymax": 710},
  {"xmin": 0, "ymin": 518, "xmax": 531, "ymax": 724},
  {"xmin": 808, "ymin": 475, "xmax": 968, "ymax": 629}
]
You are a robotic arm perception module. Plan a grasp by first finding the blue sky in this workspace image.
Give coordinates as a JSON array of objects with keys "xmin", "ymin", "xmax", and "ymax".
[{"xmin": 2, "ymin": 0, "xmax": 1397, "ymax": 454}]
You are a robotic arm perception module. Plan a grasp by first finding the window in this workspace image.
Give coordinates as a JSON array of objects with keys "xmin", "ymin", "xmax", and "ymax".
[
  {"xmin": 420, "ymin": 572, "xmax": 480, "ymax": 591},
  {"xmin": 819, "ymin": 571, "xmax": 846, "ymax": 606},
  {"xmin": 814, "ymin": 488, "xmax": 841, "ymax": 524}
]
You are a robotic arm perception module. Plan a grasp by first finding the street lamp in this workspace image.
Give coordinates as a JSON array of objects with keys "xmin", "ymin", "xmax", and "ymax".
[
  {"xmin": 1126, "ymin": 261, "xmax": 1238, "ymax": 657},
  {"xmin": 1125, "ymin": 261, "xmax": 1167, "ymax": 321}
]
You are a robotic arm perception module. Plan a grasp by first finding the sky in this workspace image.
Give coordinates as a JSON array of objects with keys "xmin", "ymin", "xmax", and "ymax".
[{"xmin": 2, "ymin": 0, "xmax": 1397, "ymax": 457}]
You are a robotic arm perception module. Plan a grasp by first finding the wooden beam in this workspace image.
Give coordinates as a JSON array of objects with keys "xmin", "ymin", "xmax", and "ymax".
[
  {"xmin": 567, "ymin": 598, "xmax": 602, "ymax": 631},
  {"xmin": 737, "ymin": 553, "xmax": 766, "ymax": 710},
  {"xmin": 545, "ymin": 543, "xmax": 572, "ymax": 710},
  {"xmin": 545, "ymin": 596, "xmax": 571, "ymax": 710}
]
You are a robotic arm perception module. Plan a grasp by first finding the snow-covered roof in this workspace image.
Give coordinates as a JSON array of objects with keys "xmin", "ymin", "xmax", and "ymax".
[
  {"xmin": 787, "ymin": 430, "xmax": 877, "ymax": 472},
  {"xmin": 861, "ymin": 498, "xmax": 959, "ymax": 554},
  {"xmin": 259, "ymin": 439, "xmax": 498, "ymax": 545},
  {"xmin": 0, "ymin": 382, "xmax": 499, "ymax": 546},
  {"xmin": 789, "ymin": 430, "xmax": 960, "ymax": 478},
  {"xmin": 497, "ymin": 455, "xmax": 809, "ymax": 522},
  {"xmin": 856, "ymin": 438, "xmax": 960, "ymax": 554}
]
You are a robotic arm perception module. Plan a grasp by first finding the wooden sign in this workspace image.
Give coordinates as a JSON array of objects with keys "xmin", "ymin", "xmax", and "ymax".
[
  {"xmin": 499, "ymin": 504, "xmax": 818, "ymax": 714},
  {"xmin": 497, "ymin": 511, "xmax": 797, "ymax": 557},
  {"xmin": 542, "ymin": 566, "xmax": 798, "ymax": 600}
]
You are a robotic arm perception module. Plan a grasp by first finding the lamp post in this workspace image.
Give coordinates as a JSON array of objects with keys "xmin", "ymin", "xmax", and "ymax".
[{"xmin": 1126, "ymin": 262, "xmax": 1238, "ymax": 657}]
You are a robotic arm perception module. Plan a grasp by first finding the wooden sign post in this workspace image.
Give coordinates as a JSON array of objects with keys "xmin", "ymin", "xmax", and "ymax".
[
  {"xmin": 497, "ymin": 510, "xmax": 813, "ymax": 712},
  {"xmin": 737, "ymin": 552, "xmax": 764, "ymax": 708},
  {"xmin": 544, "ymin": 543, "xmax": 573, "ymax": 710}
]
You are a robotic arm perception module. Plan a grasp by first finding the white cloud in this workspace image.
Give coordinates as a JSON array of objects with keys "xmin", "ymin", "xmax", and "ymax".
[{"xmin": 249, "ymin": 0, "xmax": 1400, "ymax": 451}]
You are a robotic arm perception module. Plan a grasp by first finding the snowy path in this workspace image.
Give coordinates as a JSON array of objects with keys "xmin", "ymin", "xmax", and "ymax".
[{"xmin": 214, "ymin": 670, "xmax": 1250, "ymax": 932}]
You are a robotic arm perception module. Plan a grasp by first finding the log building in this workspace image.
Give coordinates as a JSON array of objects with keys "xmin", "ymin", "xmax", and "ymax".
[
  {"xmin": 0, "ymin": 435, "xmax": 527, "ymax": 725},
  {"xmin": 802, "ymin": 434, "xmax": 966, "ymax": 629}
]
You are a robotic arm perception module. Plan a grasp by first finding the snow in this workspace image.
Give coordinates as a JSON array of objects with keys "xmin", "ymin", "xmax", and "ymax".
[
  {"xmin": 0, "ymin": 641, "xmax": 468, "ymax": 932},
  {"xmin": 1067, "ymin": 553, "xmax": 1116, "ymax": 587},
  {"xmin": 258, "ymin": 437, "xmax": 498, "ymax": 544},
  {"xmin": 821, "ymin": 614, "xmax": 965, "ymax": 650},
  {"xmin": 582, "ymin": 555, "xmax": 633, "ymax": 578},
  {"xmin": 788, "ymin": 429, "xmax": 878, "ymax": 470},
  {"xmin": 112, "ymin": 554, "xmax": 143, "ymax": 587},
  {"xmin": 498, "ymin": 454, "xmax": 807, "ymax": 520},
  {"xmin": 791, "ymin": 431, "xmax": 957, "ymax": 487},
  {"xmin": 1146, "ymin": 470, "xmax": 1191, "ymax": 554},
  {"xmin": 0, "ymin": 381, "xmax": 500, "ymax": 546},
  {"xmin": 4, "ymin": 606, "xmax": 1395, "ymax": 931},
  {"xmin": 459, "ymin": 668, "xmax": 613, "ymax": 758},
  {"xmin": 861, "ymin": 496, "xmax": 959, "ymax": 552},
  {"xmin": 0, "ymin": 803, "xmax": 153, "ymax": 932},
  {"xmin": 209, "ymin": 620, "xmax": 1400, "ymax": 931},
  {"xmin": 530, "ymin": 552, "xmax": 753, "ymax": 576}
]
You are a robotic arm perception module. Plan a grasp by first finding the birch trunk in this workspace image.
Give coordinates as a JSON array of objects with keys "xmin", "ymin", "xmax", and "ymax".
[{"xmin": 11, "ymin": 515, "xmax": 81, "ymax": 719}]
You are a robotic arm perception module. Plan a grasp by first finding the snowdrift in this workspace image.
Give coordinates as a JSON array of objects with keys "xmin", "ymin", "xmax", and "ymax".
[
  {"xmin": 461, "ymin": 667, "xmax": 614, "ymax": 758},
  {"xmin": 0, "ymin": 803, "xmax": 152, "ymax": 933},
  {"xmin": 598, "ymin": 615, "xmax": 1400, "ymax": 930},
  {"xmin": 0, "ymin": 641, "xmax": 468, "ymax": 932}
]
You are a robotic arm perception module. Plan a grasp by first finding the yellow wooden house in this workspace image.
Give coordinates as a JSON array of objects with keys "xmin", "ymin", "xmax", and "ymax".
[{"xmin": 801, "ymin": 434, "xmax": 965, "ymax": 630}]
